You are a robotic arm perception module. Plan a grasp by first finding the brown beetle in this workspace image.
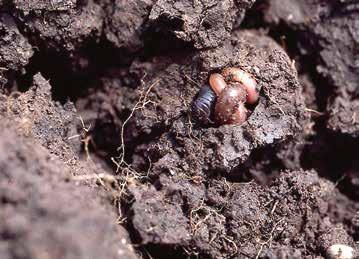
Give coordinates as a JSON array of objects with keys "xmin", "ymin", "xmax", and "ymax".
[
  {"xmin": 222, "ymin": 67, "xmax": 259, "ymax": 104},
  {"xmin": 192, "ymin": 67, "xmax": 259, "ymax": 126},
  {"xmin": 214, "ymin": 85, "xmax": 248, "ymax": 125}
]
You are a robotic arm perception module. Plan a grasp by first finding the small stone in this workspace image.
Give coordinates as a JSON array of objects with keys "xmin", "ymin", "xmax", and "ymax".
[{"xmin": 326, "ymin": 244, "xmax": 354, "ymax": 259}]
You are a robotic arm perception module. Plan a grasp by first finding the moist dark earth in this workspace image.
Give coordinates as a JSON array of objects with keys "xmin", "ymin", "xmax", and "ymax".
[{"xmin": 0, "ymin": 0, "xmax": 358, "ymax": 258}]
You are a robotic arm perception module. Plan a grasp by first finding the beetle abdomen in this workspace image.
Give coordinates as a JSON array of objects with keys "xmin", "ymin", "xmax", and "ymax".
[{"xmin": 192, "ymin": 85, "xmax": 216, "ymax": 124}]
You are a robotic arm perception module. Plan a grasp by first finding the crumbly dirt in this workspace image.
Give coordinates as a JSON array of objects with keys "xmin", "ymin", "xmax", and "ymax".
[
  {"xmin": 0, "ymin": 126, "xmax": 136, "ymax": 259},
  {"xmin": 148, "ymin": 0, "xmax": 255, "ymax": 49},
  {"xmin": 11, "ymin": 0, "xmax": 103, "ymax": 53},
  {"xmin": 0, "ymin": 0, "xmax": 358, "ymax": 258},
  {"xmin": 0, "ymin": 13, "xmax": 33, "ymax": 87},
  {"xmin": 263, "ymin": 0, "xmax": 359, "ymax": 136}
]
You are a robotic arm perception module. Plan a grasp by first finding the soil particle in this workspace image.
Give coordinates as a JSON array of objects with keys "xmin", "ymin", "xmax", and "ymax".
[
  {"xmin": 0, "ymin": 14, "xmax": 34, "ymax": 87},
  {"xmin": 264, "ymin": 0, "xmax": 327, "ymax": 27},
  {"xmin": 318, "ymin": 226, "xmax": 355, "ymax": 253},
  {"xmin": 75, "ymin": 59, "xmax": 170, "ymax": 158},
  {"xmin": 103, "ymin": 0, "xmax": 154, "ymax": 52},
  {"xmin": 130, "ymin": 183, "xmax": 192, "ymax": 245},
  {"xmin": 12, "ymin": 0, "xmax": 77, "ymax": 14},
  {"xmin": 299, "ymin": 74, "xmax": 318, "ymax": 112},
  {"xmin": 0, "ymin": 14, "xmax": 33, "ymax": 71},
  {"xmin": 2, "ymin": 73, "xmax": 80, "ymax": 158},
  {"xmin": 0, "ymin": 126, "xmax": 137, "ymax": 259},
  {"xmin": 327, "ymin": 95, "xmax": 359, "ymax": 137},
  {"xmin": 264, "ymin": 0, "xmax": 359, "ymax": 136},
  {"xmin": 149, "ymin": 0, "xmax": 255, "ymax": 49},
  {"xmin": 258, "ymin": 246, "xmax": 303, "ymax": 259},
  {"xmin": 1, "ymin": 72, "xmax": 111, "ymax": 178},
  {"xmin": 12, "ymin": 0, "xmax": 104, "ymax": 52},
  {"xmin": 128, "ymin": 169, "xmax": 357, "ymax": 258},
  {"xmin": 315, "ymin": 11, "xmax": 359, "ymax": 136}
]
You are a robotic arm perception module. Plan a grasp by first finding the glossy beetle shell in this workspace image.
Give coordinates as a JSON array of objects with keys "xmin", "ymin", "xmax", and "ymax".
[
  {"xmin": 209, "ymin": 73, "xmax": 227, "ymax": 96},
  {"xmin": 222, "ymin": 67, "xmax": 259, "ymax": 104},
  {"xmin": 192, "ymin": 67, "xmax": 259, "ymax": 126},
  {"xmin": 214, "ymin": 85, "xmax": 248, "ymax": 125},
  {"xmin": 192, "ymin": 85, "xmax": 216, "ymax": 124}
]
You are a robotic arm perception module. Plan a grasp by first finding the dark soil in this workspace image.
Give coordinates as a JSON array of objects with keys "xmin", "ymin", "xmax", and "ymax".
[{"xmin": 0, "ymin": 0, "xmax": 358, "ymax": 258}]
